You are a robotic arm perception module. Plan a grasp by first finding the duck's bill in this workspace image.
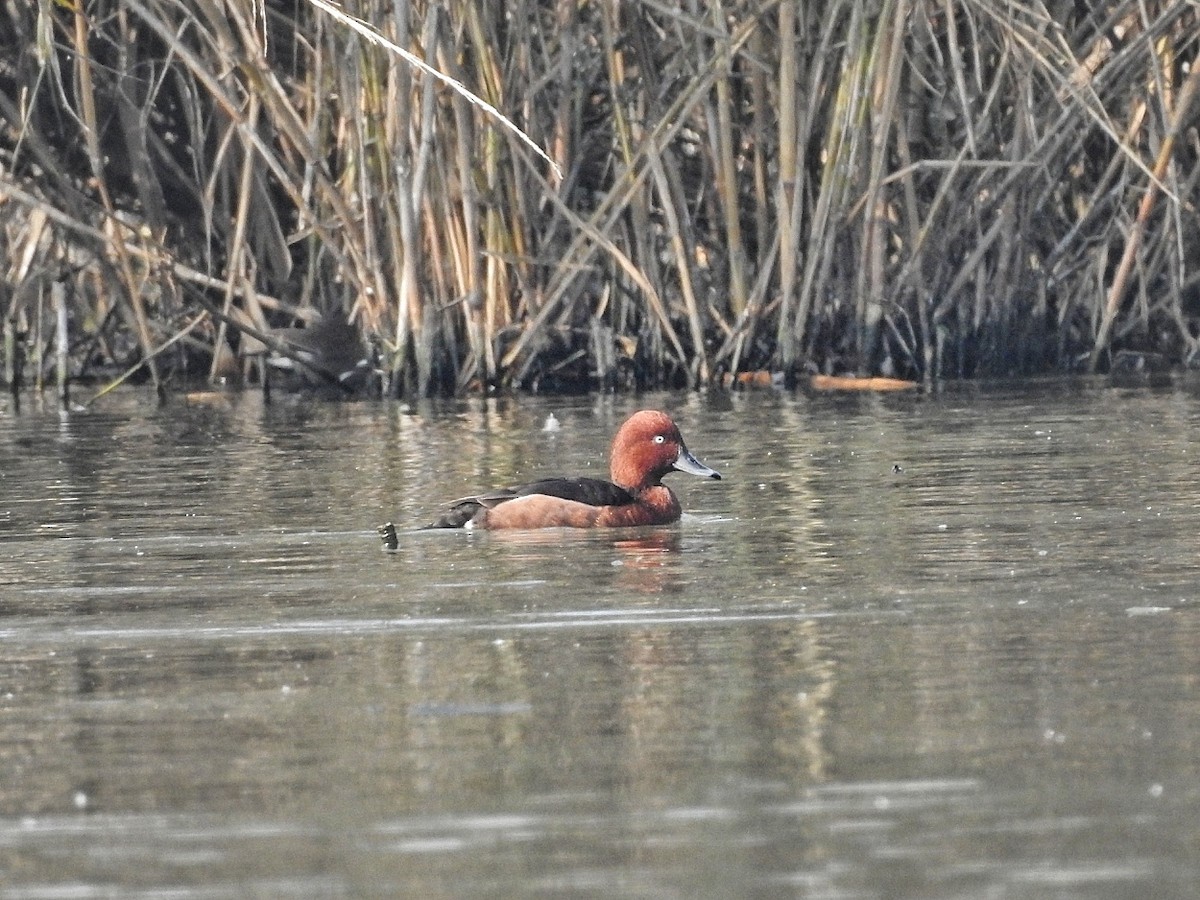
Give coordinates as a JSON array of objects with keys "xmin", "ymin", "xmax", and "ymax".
[{"xmin": 673, "ymin": 446, "xmax": 721, "ymax": 480}]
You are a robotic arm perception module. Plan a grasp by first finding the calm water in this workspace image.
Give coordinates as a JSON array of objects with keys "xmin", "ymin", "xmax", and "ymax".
[{"xmin": 1, "ymin": 381, "xmax": 1198, "ymax": 898}]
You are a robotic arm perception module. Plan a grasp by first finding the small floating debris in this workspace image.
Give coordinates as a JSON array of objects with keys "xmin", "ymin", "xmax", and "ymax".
[
  {"xmin": 542, "ymin": 413, "xmax": 561, "ymax": 432},
  {"xmin": 1126, "ymin": 606, "xmax": 1172, "ymax": 616},
  {"xmin": 182, "ymin": 390, "xmax": 235, "ymax": 406},
  {"xmin": 378, "ymin": 522, "xmax": 399, "ymax": 551},
  {"xmin": 720, "ymin": 370, "xmax": 782, "ymax": 388},
  {"xmin": 810, "ymin": 374, "xmax": 919, "ymax": 391}
]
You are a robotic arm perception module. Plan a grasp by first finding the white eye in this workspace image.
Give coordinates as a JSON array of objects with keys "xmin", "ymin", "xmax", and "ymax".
[{"xmin": 653, "ymin": 434, "xmax": 666, "ymax": 444}]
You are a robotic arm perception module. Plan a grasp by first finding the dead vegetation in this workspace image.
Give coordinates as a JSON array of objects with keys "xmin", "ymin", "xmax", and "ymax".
[{"xmin": 1, "ymin": 0, "xmax": 1198, "ymax": 398}]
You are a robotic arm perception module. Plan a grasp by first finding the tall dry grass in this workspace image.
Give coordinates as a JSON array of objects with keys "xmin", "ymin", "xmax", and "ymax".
[{"xmin": 1, "ymin": 0, "xmax": 1197, "ymax": 397}]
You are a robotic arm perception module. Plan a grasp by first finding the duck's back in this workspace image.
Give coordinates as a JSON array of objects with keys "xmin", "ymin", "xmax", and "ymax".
[{"xmin": 426, "ymin": 477, "xmax": 635, "ymax": 529}]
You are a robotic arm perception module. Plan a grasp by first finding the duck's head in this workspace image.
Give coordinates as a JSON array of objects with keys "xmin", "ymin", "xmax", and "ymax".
[{"xmin": 609, "ymin": 410, "xmax": 721, "ymax": 491}]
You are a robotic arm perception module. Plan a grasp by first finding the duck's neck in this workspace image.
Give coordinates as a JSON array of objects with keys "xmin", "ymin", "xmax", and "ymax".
[{"xmin": 611, "ymin": 463, "xmax": 660, "ymax": 493}]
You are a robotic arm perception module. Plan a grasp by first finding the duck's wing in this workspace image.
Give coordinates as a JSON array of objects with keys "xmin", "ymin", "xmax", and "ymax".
[
  {"xmin": 424, "ymin": 477, "xmax": 635, "ymax": 529},
  {"xmin": 509, "ymin": 477, "xmax": 635, "ymax": 506}
]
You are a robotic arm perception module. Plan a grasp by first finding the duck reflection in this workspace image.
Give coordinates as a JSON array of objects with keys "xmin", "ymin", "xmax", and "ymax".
[
  {"xmin": 487, "ymin": 527, "xmax": 684, "ymax": 595},
  {"xmin": 610, "ymin": 530, "xmax": 683, "ymax": 594}
]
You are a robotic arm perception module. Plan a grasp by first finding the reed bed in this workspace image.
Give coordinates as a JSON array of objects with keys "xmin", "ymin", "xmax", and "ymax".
[{"xmin": 1, "ymin": 0, "xmax": 1197, "ymax": 398}]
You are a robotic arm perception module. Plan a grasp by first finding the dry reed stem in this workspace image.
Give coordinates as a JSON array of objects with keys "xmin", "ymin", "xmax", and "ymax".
[{"xmin": 1089, "ymin": 57, "xmax": 1200, "ymax": 371}]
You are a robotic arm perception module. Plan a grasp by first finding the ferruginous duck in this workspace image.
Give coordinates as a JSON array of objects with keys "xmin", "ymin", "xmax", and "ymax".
[{"xmin": 425, "ymin": 410, "xmax": 721, "ymax": 530}]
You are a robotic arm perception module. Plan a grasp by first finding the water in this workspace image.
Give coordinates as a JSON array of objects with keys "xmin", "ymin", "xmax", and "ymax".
[{"xmin": 1, "ymin": 382, "xmax": 1198, "ymax": 898}]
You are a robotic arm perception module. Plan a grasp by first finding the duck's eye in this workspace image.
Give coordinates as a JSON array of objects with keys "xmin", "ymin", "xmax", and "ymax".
[{"xmin": 653, "ymin": 434, "xmax": 666, "ymax": 444}]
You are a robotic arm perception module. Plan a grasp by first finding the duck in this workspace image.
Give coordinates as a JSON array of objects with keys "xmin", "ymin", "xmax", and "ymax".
[
  {"xmin": 425, "ymin": 410, "xmax": 721, "ymax": 530},
  {"xmin": 234, "ymin": 305, "xmax": 373, "ymax": 394},
  {"xmin": 265, "ymin": 310, "xmax": 373, "ymax": 392}
]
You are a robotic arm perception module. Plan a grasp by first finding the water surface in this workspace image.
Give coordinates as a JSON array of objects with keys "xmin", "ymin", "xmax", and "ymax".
[{"xmin": 1, "ymin": 382, "xmax": 1198, "ymax": 897}]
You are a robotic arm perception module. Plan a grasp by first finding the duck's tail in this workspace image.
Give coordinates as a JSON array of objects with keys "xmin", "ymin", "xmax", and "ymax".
[{"xmin": 422, "ymin": 499, "xmax": 486, "ymax": 529}]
